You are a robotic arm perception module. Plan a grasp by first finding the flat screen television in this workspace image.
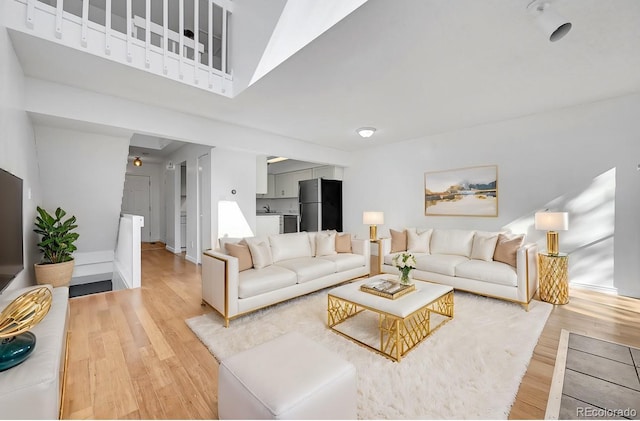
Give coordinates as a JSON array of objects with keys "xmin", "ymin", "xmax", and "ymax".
[{"xmin": 0, "ymin": 168, "xmax": 24, "ymax": 293}]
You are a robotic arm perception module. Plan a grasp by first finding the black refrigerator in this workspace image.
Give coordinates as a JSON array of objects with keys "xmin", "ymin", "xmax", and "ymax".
[{"xmin": 298, "ymin": 179, "xmax": 343, "ymax": 232}]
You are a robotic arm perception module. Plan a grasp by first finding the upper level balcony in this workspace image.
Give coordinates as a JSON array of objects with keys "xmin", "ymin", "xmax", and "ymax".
[{"xmin": 4, "ymin": 0, "xmax": 234, "ymax": 97}]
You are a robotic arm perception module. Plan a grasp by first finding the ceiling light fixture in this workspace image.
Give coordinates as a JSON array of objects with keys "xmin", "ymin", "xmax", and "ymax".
[
  {"xmin": 357, "ymin": 127, "xmax": 376, "ymax": 138},
  {"xmin": 133, "ymin": 157, "xmax": 143, "ymax": 167},
  {"xmin": 527, "ymin": 1, "xmax": 572, "ymax": 42},
  {"xmin": 266, "ymin": 156, "xmax": 288, "ymax": 164}
]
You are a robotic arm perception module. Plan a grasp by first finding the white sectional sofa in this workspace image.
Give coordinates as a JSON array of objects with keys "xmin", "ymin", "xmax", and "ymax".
[
  {"xmin": 202, "ymin": 231, "xmax": 370, "ymax": 326},
  {"xmin": 380, "ymin": 228, "xmax": 538, "ymax": 308}
]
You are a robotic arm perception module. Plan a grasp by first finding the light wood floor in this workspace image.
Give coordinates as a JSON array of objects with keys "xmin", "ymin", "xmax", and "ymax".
[{"xmin": 62, "ymin": 249, "xmax": 640, "ymax": 419}]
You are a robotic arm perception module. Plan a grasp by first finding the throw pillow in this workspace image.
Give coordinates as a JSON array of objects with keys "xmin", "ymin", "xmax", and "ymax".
[
  {"xmin": 245, "ymin": 238, "xmax": 273, "ymax": 269},
  {"xmin": 390, "ymin": 229, "xmax": 407, "ymax": 253},
  {"xmin": 470, "ymin": 232, "xmax": 500, "ymax": 261},
  {"xmin": 407, "ymin": 229, "xmax": 432, "ymax": 253},
  {"xmin": 316, "ymin": 232, "xmax": 337, "ymax": 256},
  {"xmin": 225, "ymin": 242, "xmax": 253, "ymax": 271},
  {"xmin": 335, "ymin": 233, "xmax": 352, "ymax": 253},
  {"xmin": 493, "ymin": 233, "xmax": 525, "ymax": 267}
]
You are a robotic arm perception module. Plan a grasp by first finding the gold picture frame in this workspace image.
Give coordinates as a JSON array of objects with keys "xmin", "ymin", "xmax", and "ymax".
[{"xmin": 424, "ymin": 165, "xmax": 498, "ymax": 217}]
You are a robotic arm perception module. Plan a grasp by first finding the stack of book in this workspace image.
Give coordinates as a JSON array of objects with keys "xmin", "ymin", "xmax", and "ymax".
[{"xmin": 360, "ymin": 278, "xmax": 415, "ymax": 299}]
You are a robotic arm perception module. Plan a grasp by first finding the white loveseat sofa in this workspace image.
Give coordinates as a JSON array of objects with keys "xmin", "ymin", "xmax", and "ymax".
[
  {"xmin": 202, "ymin": 231, "xmax": 370, "ymax": 326},
  {"xmin": 381, "ymin": 228, "xmax": 538, "ymax": 308}
]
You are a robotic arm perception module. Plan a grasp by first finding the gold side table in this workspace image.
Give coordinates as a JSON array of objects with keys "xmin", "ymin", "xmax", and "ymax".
[{"xmin": 538, "ymin": 252, "xmax": 569, "ymax": 304}]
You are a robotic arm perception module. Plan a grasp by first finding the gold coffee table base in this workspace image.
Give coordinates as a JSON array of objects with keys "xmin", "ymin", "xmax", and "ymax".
[{"xmin": 328, "ymin": 290, "xmax": 454, "ymax": 362}]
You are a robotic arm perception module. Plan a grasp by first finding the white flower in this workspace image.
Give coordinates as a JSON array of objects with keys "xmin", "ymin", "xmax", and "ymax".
[{"xmin": 393, "ymin": 252, "xmax": 416, "ymax": 270}]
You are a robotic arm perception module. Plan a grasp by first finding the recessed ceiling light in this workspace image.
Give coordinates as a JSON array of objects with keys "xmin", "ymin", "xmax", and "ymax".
[{"xmin": 356, "ymin": 127, "xmax": 376, "ymax": 138}]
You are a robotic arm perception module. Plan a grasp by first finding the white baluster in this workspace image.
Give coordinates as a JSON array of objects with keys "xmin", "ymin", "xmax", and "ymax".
[
  {"xmin": 26, "ymin": 0, "xmax": 35, "ymax": 29},
  {"xmin": 81, "ymin": 0, "xmax": 89, "ymax": 47},
  {"xmin": 194, "ymin": 0, "xmax": 199, "ymax": 84},
  {"xmin": 179, "ymin": 0, "xmax": 184, "ymax": 79},
  {"xmin": 105, "ymin": 0, "xmax": 112, "ymax": 55},
  {"xmin": 163, "ymin": 0, "xmax": 168, "ymax": 74},
  {"xmin": 145, "ymin": 0, "xmax": 151, "ymax": 68},
  {"xmin": 208, "ymin": 0, "xmax": 213, "ymax": 88},
  {"xmin": 221, "ymin": 6, "xmax": 227, "ymax": 87},
  {"xmin": 55, "ymin": 0, "xmax": 64, "ymax": 38},
  {"xmin": 126, "ymin": 0, "xmax": 132, "ymax": 62}
]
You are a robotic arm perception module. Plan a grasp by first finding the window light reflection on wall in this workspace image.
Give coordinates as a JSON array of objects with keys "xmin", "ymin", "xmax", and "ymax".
[{"xmin": 218, "ymin": 200, "xmax": 254, "ymax": 240}]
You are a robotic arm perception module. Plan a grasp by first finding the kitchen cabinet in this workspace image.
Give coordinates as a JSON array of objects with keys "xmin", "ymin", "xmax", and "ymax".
[
  {"xmin": 275, "ymin": 169, "xmax": 312, "ymax": 198},
  {"xmin": 256, "ymin": 155, "xmax": 268, "ymax": 194},
  {"xmin": 256, "ymin": 214, "xmax": 281, "ymax": 237},
  {"xmin": 312, "ymin": 165, "xmax": 343, "ymax": 180},
  {"xmin": 257, "ymin": 173, "xmax": 275, "ymax": 198}
]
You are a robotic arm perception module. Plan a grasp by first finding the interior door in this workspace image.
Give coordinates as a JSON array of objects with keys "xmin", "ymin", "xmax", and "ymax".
[{"xmin": 122, "ymin": 174, "xmax": 151, "ymax": 242}]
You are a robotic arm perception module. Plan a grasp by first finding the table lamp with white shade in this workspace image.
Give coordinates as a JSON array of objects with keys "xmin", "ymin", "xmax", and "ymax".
[
  {"xmin": 363, "ymin": 211, "xmax": 384, "ymax": 240},
  {"xmin": 534, "ymin": 211, "xmax": 569, "ymax": 255}
]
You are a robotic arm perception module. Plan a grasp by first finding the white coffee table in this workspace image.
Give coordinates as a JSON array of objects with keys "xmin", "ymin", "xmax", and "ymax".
[{"xmin": 327, "ymin": 276, "xmax": 454, "ymax": 362}]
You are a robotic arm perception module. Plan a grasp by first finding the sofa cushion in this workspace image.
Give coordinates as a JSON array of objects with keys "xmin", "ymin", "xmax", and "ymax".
[
  {"xmin": 407, "ymin": 229, "xmax": 432, "ymax": 253},
  {"xmin": 316, "ymin": 232, "xmax": 337, "ymax": 256},
  {"xmin": 470, "ymin": 231, "xmax": 499, "ymax": 262},
  {"xmin": 238, "ymin": 266, "xmax": 298, "ymax": 298},
  {"xmin": 269, "ymin": 233, "xmax": 312, "ymax": 263},
  {"xmin": 455, "ymin": 260, "xmax": 517, "ymax": 287},
  {"xmin": 316, "ymin": 253, "xmax": 365, "ymax": 272},
  {"xmin": 414, "ymin": 254, "xmax": 469, "ymax": 276},
  {"xmin": 430, "ymin": 229, "xmax": 475, "ymax": 257},
  {"xmin": 335, "ymin": 233, "xmax": 352, "ymax": 253},
  {"xmin": 275, "ymin": 257, "xmax": 337, "ymax": 283},
  {"xmin": 493, "ymin": 233, "xmax": 525, "ymax": 267},
  {"xmin": 390, "ymin": 229, "xmax": 407, "ymax": 253},
  {"xmin": 226, "ymin": 242, "xmax": 253, "ymax": 271},
  {"xmin": 219, "ymin": 237, "xmax": 244, "ymax": 253},
  {"xmin": 245, "ymin": 237, "xmax": 273, "ymax": 269}
]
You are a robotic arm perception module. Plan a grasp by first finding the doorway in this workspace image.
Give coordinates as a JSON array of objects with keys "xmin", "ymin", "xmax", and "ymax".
[
  {"xmin": 198, "ymin": 153, "xmax": 211, "ymax": 263},
  {"xmin": 122, "ymin": 174, "xmax": 152, "ymax": 242}
]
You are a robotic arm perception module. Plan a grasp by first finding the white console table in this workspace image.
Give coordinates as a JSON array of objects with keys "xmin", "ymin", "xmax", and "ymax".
[{"xmin": 0, "ymin": 286, "xmax": 69, "ymax": 419}]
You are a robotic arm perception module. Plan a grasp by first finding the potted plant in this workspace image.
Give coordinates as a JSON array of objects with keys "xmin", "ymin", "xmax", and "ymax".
[{"xmin": 33, "ymin": 206, "xmax": 79, "ymax": 287}]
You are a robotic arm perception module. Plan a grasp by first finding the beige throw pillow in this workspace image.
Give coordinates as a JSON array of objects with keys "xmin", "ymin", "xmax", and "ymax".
[
  {"xmin": 470, "ymin": 232, "xmax": 500, "ymax": 262},
  {"xmin": 226, "ymin": 242, "xmax": 253, "ymax": 271},
  {"xmin": 390, "ymin": 229, "xmax": 407, "ymax": 253},
  {"xmin": 316, "ymin": 232, "xmax": 337, "ymax": 256},
  {"xmin": 335, "ymin": 233, "xmax": 352, "ymax": 253},
  {"xmin": 407, "ymin": 229, "xmax": 432, "ymax": 253},
  {"xmin": 245, "ymin": 238, "xmax": 273, "ymax": 269},
  {"xmin": 493, "ymin": 233, "xmax": 525, "ymax": 267}
]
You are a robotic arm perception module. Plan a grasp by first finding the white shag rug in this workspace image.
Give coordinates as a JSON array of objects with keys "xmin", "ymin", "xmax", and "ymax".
[{"xmin": 186, "ymin": 289, "xmax": 551, "ymax": 419}]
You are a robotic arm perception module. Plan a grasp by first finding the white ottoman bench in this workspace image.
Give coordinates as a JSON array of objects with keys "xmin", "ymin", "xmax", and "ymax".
[{"xmin": 218, "ymin": 331, "xmax": 357, "ymax": 420}]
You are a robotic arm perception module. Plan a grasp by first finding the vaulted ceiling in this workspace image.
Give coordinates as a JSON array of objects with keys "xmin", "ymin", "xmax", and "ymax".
[{"xmin": 10, "ymin": 0, "xmax": 640, "ymax": 152}]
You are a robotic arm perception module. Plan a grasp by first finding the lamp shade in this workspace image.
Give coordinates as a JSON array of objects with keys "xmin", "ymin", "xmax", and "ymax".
[
  {"xmin": 363, "ymin": 211, "xmax": 384, "ymax": 225},
  {"xmin": 534, "ymin": 212, "xmax": 569, "ymax": 231}
]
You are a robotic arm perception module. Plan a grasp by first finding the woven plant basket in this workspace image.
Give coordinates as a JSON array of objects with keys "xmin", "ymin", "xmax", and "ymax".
[{"xmin": 34, "ymin": 260, "xmax": 74, "ymax": 287}]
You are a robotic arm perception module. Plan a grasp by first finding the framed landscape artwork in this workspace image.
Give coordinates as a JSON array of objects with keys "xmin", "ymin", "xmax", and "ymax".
[{"xmin": 424, "ymin": 165, "xmax": 498, "ymax": 217}]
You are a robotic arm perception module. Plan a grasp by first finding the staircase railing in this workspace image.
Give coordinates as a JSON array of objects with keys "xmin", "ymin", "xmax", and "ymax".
[{"xmin": 13, "ymin": 0, "xmax": 233, "ymax": 95}]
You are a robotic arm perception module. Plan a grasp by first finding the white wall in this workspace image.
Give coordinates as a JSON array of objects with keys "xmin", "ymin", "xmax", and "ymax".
[
  {"xmin": 25, "ymin": 78, "xmax": 352, "ymax": 167},
  {"xmin": 0, "ymin": 26, "xmax": 42, "ymax": 292},
  {"xmin": 125, "ymin": 160, "xmax": 165, "ymax": 242},
  {"xmin": 211, "ymin": 148, "xmax": 258, "ymax": 242},
  {"xmin": 34, "ymin": 126, "xmax": 130, "ymax": 284},
  {"xmin": 344, "ymin": 94, "xmax": 640, "ymax": 298}
]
